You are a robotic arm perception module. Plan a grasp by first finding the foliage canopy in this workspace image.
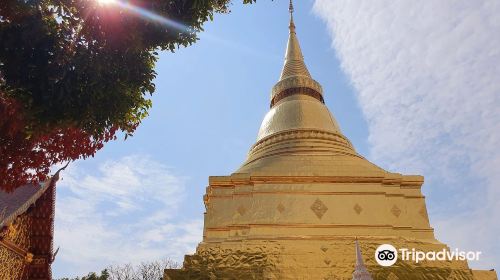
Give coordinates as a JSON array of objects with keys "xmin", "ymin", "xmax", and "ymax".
[{"xmin": 0, "ymin": 0, "xmax": 255, "ymax": 191}]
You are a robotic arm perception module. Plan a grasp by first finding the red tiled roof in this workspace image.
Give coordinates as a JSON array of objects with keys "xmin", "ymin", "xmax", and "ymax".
[{"xmin": 0, "ymin": 182, "xmax": 50, "ymax": 228}]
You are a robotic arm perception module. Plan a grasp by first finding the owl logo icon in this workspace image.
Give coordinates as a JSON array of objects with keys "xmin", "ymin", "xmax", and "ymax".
[{"xmin": 375, "ymin": 244, "xmax": 398, "ymax": 266}]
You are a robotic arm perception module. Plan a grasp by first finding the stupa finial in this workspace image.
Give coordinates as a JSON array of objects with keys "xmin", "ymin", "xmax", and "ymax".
[
  {"xmin": 289, "ymin": 0, "xmax": 295, "ymax": 33},
  {"xmin": 266, "ymin": 0, "xmax": 325, "ymax": 107},
  {"xmin": 279, "ymin": 0, "xmax": 310, "ymax": 81}
]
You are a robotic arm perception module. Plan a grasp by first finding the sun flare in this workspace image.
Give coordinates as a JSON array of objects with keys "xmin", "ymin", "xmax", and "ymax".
[{"xmin": 97, "ymin": 0, "xmax": 116, "ymax": 6}]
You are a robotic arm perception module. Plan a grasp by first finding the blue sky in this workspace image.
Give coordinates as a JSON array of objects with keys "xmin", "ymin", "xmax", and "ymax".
[{"xmin": 52, "ymin": 0, "xmax": 499, "ymax": 277}]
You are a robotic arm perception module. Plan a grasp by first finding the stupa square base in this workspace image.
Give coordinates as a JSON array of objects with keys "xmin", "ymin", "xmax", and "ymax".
[{"xmin": 164, "ymin": 238, "xmax": 496, "ymax": 280}]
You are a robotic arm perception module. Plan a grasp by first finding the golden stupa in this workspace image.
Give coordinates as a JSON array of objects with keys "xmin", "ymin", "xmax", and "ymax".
[{"xmin": 165, "ymin": 2, "xmax": 498, "ymax": 279}]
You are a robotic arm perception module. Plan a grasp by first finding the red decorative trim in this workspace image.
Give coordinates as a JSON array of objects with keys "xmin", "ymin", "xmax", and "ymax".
[
  {"xmin": 271, "ymin": 87, "xmax": 324, "ymax": 107},
  {"xmin": 31, "ymin": 257, "xmax": 47, "ymax": 266},
  {"xmin": 27, "ymin": 177, "xmax": 57, "ymax": 280}
]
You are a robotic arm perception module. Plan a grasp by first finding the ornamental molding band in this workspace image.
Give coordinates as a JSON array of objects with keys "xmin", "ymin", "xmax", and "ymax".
[
  {"xmin": 248, "ymin": 128, "xmax": 356, "ymax": 156},
  {"xmin": 164, "ymin": 1, "xmax": 498, "ymax": 279},
  {"xmin": 310, "ymin": 198, "xmax": 328, "ymax": 219},
  {"xmin": 320, "ymin": 245, "xmax": 329, "ymax": 252},
  {"xmin": 270, "ymin": 86, "xmax": 324, "ymax": 107},
  {"xmin": 271, "ymin": 75, "xmax": 323, "ymax": 100},
  {"xmin": 277, "ymin": 203, "xmax": 285, "ymax": 213},
  {"xmin": 237, "ymin": 205, "xmax": 247, "ymax": 216},
  {"xmin": 354, "ymin": 203, "xmax": 363, "ymax": 215},
  {"xmin": 391, "ymin": 205, "xmax": 402, "ymax": 218}
]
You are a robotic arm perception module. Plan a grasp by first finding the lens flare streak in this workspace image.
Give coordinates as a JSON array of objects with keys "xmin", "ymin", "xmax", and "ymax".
[{"xmin": 107, "ymin": 0, "xmax": 189, "ymax": 32}]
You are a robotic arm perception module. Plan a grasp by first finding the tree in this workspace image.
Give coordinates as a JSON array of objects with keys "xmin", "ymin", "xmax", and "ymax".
[
  {"xmin": 57, "ymin": 269, "xmax": 110, "ymax": 280},
  {"xmin": 56, "ymin": 258, "xmax": 180, "ymax": 280},
  {"xmin": 0, "ymin": 0, "xmax": 255, "ymax": 192}
]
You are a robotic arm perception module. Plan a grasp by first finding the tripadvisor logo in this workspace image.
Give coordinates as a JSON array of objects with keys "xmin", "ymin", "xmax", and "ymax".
[
  {"xmin": 375, "ymin": 244, "xmax": 481, "ymax": 267},
  {"xmin": 375, "ymin": 244, "xmax": 398, "ymax": 267}
]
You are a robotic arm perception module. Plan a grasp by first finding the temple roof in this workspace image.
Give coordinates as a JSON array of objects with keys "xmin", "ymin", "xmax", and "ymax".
[{"xmin": 0, "ymin": 177, "xmax": 57, "ymax": 228}]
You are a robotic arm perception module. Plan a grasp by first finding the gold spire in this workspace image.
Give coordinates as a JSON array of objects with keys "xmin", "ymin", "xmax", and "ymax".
[
  {"xmin": 280, "ymin": 0, "xmax": 311, "ymax": 80},
  {"xmin": 270, "ymin": 1, "xmax": 323, "ymax": 107},
  {"xmin": 235, "ymin": 1, "xmax": 366, "ymax": 175},
  {"xmin": 288, "ymin": 0, "xmax": 295, "ymax": 33}
]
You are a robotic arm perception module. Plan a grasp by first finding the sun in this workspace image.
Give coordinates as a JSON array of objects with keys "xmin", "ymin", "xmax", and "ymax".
[{"xmin": 97, "ymin": 0, "xmax": 116, "ymax": 6}]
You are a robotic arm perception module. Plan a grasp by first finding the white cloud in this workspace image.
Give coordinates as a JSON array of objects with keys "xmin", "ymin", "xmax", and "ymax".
[
  {"xmin": 314, "ymin": 0, "xmax": 500, "ymax": 270},
  {"xmin": 53, "ymin": 155, "xmax": 203, "ymax": 278}
]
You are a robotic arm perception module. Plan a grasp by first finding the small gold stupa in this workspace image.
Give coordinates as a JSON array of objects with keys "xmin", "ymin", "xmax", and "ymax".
[{"xmin": 165, "ymin": 2, "xmax": 498, "ymax": 279}]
